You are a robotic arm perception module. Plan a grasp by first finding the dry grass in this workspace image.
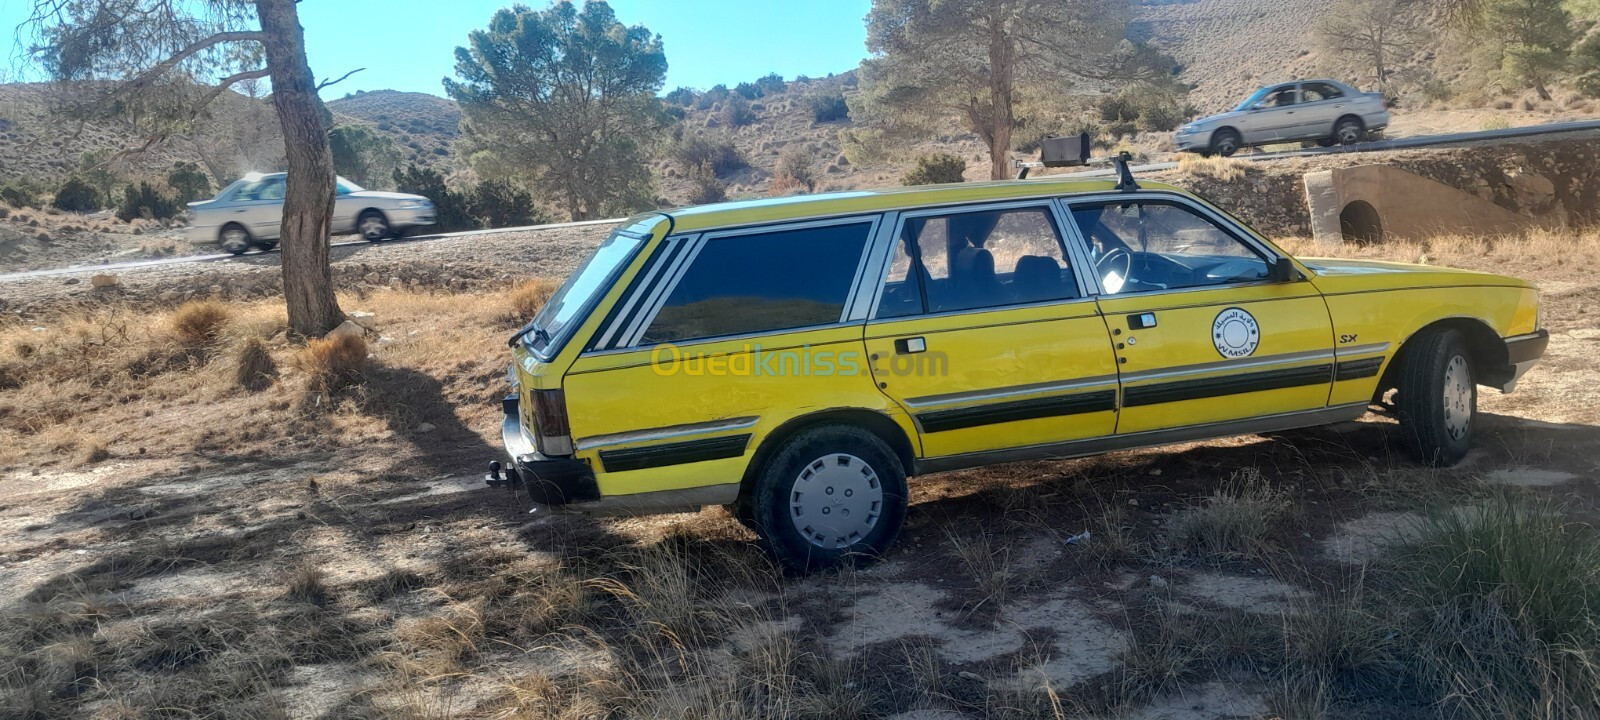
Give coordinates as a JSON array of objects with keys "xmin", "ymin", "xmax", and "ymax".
[
  {"xmin": 1166, "ymin": 469, "xmax": 1290, "ymax": 560},
  {"xmin": 233, "ymin": 335, "xmax": 277, "ymax": 391},
  {"xmin": 170, "ymin": 300, "xmax": 231, "ymax": 347},
  {"xmin": 1175, "ymin": 153, "xmax": 1249, "ymax": 181},
  {"xmin": 1278, "ymin": 227, "xmax": 1600, "ymax": 275},
  {"xmin": 293, "ymin": 333, "xmax": 369, "ymax": 397},
  {"xmin": 505, "ymin": 277, "xmax": 561, "ymax": 325}
]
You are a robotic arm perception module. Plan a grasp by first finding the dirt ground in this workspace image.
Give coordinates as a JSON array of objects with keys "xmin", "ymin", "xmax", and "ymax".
[{"xmin": 1, "ymin": 225, "xmax": 1597, "ymax": 718}]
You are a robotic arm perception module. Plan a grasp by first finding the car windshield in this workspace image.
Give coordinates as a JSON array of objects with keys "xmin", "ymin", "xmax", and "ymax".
[
  {"xmin": 1233, "ymin": 87, "xmax": 1272, "ymax": 111},
  {"xmin": 518, "ymin": 226, "xmax": 650, "ymax": 359},
  {"xmin": 337, "ymin": 179, "xmax": 364, "ymax": 194}
]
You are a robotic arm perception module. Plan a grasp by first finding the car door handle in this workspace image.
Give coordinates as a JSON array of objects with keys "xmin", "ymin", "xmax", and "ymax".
[
  {"xmin": 894, "ymin": 337, "xmax": 927, "ymax": 354},
  {"xmin": 1128, "ymin": 313, "xmax": 1157, "ymax": 330}
]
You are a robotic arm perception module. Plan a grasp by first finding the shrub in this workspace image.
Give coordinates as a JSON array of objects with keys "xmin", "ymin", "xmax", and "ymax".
[
  {"xmin": 393, "ymin": 164, "xmax": 476, "ymax": 232},
  {"xmin": 294, "ymin": 334, "xmax": 368, "ymax": 396},
  {"xmin": 51, "ymin": 177, "xmax": 101, "ymax": 212},
  {"xmin": 669, "ymin": 133, "xmax": 746, "ymax": 178},
  {"xmin": 0, "ymin": 184, "xmax": 36, "ymax": 208},
  {"xmin": 807, "ymin": 92, "xmax": 850, "ymax": 123},
  {"xmin": 686, "ymin": 167, "xmax": 727, "ymax": 204},
  {"xmin": 166, "ymin": 162, "xmax": 212, "ymax": 204},
  {"xmin": 234, "ymin": 337, "xmax": 277, "ymax": 391},
  {"xmin": 733, "ymin": 81, "xmax": 763, "ymax": 100},
  {"xmin": 694, "ymin": 84, "xmax": 729, "ymax": 110},
  {"xmin": 720, "ymin": 94, "xmax": 757, "ymax": 127},
  {"xmin": 115, "ymin": 183, "xmax": 180, "ymax": 221},
  {"xmin": 901, "ymin": 153, "xmax": 966, "ymax": 185},
  {"xmin": 1166, "ymin": 470, "xmax": 1288, "ymax": 559},
  {"xmin": 171, "ymin": 301, "xmax": 231, "ymax": 347},
  {"xmin": 754, "ymin": 72, "xmax": 786, "ymax": 96},
  {"xmin": 771, "ymin": 147, "xmax": 816, "ymax": 195},
  {"xmin": 664, "ymin": 86, "xmax": 696, "ymax": 106},
  {"xmin": 470, "ymin": 179, "xmax": 545, "ymax": 228},
  {"xmin": 1097, "ymin": 80, "xmax": 1194, "ymax": 133}
]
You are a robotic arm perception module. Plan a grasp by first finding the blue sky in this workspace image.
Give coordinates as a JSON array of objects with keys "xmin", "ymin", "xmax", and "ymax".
[{"xmin": 2, "ymin": 0, "xmax": 873, "ymax": 97}]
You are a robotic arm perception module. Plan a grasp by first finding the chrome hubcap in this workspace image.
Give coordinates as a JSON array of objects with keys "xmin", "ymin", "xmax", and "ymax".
[
  {"xmin": 221, "ymin": 229, "xmax": 248, "ymax": 251},
  {"xmin": 789, "ymin": 453, "xmax": 883, "ymax": 549},
  {"xmin": 360, "ymin": 217, "xmax": 387, "ymax": 239},
  {"xmin": 1338, "ymin": 125, "xmax": 1360, "ymax": 143},
  {"xmin": 1443, "ymin": 354, "xmax": 1472, "ymax": 441}
]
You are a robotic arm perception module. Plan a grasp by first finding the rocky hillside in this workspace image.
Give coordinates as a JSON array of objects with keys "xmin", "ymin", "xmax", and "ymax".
[{"xmin": 326, "ymin": 90, "xmax": 462, "ymax": 170}]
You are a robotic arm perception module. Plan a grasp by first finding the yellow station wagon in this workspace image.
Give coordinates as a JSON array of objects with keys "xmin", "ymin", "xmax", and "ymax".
[{"xmin": 488, "ymin": 150, "xmax": 1547, "ymax": 571}]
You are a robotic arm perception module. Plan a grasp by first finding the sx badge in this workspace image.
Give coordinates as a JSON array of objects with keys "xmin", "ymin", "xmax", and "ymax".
[{"xmin": 1212, "ymin": 307, "xmax": 1260, "ymax": 358}]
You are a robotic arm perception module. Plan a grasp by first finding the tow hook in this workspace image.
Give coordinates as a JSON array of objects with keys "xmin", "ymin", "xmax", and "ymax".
[{"xmin": 485, "ymin": 460, "xmax": 522, "ymax": 489}]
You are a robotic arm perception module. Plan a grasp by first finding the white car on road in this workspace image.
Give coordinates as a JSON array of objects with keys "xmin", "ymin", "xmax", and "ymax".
[
  {"xmin": 187, "ymin": 173, "xmax": 436, "ymax": 254},
  {"xmin": 1175, "ymin": 79, "xmax": 1389, "ymax": 157}
]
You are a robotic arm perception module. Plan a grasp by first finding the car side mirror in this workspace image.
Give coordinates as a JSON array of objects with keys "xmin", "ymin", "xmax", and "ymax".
[{"xmin": 1269, "ymin": 257, "xmax": 1298, "ymax": 283}]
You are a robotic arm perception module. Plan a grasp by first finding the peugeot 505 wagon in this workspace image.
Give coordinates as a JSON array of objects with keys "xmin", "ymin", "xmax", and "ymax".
[{"xmin": 488, "ymin": 157, "xmax": 1546, "ymax": 571}]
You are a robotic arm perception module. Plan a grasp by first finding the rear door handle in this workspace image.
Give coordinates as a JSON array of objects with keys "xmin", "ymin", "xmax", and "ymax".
[
  {"xmin": 1128, "ymin": 313, "xmax": 1157, "ymax": 330},
  {"xmin": 894, "ymin": 337, "xmax": 927, "ymax": 354}
]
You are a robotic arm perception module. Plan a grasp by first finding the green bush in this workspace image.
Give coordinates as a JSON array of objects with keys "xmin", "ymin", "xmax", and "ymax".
[
  {"xmin": 694, "ymin": 84, "xmax": 729, "ymax": 110},
  {"xmin": 166, "ymin": 162, "xmax": 212, "ymax": 204},
  {"xmin": 754, "ymin": 72, "xmax": 786, "ymax": 96},
  {"xmin": 1097, "ymin": 81, "xmax": 1194, "ymax": 133},
  {"xmin": 470, "ymin": 179, "xmax": 546, "ymax": 228},
  {"xmin": 720, "ymin": 94, "xmax": 757, "ymax": 127},
  {"xmin": 685, "ymin": 167, "xmax": 727, "ymax": 205},
  {"xmin": 664, "ymin": 86, "xmax": 696, "ymax": 106},
  {"xmin": 115, "ymin": 183, "xmax": 180, "ymax": 221},
  {"xmin": 0, "ymin": 184, "xmax": 37, "ymax": 208},
  {"xmin": 901, "ymin": 153, "xmax": 966, "ymax": 185},
  {"xmin": 393, "ymin": 164, "xmax": 476, "ymax": 232},
  {"xmin": 733, "ymin": 81, "xmax": 762, "ymax": 100},
  {"xmin": 772, "ymin": 147, "xmax": 816, "ymax": 194},
  {"xmin": 807, "ymin": 92, "xmax": 850, "ymax": 123},
  {"xmin": 52, "ymin": 177, "xmax": 102, "ymax": 212},
  {"xmin": 669, "ymin": 133, "xmax": 746, "ymax": 177}
]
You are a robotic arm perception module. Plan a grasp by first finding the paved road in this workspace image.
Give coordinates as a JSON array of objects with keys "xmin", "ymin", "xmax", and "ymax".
[
  {"xmin": 0, "ymin": 217, "xmax": 623, "ymax": 282},
  {"xmin": 7, "ymin": 117, "xmax": 1599, "ymax": 283}
]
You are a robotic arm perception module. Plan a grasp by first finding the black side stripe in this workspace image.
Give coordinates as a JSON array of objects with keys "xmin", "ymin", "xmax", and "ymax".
[
  {"xmin": 916, "ymin": 390, "xmax": 1117, "ymax": 433},
  {"xmin": 1124, "ymin": 364, "xmax": 1333, "ymax": 407},
  {"xmin": 1334, "ymin": 356, "xmax": 1384, "ymax": 382},
  {"xmin": 599, "ymin": 434, "xmax": 751, "ymax": 473}
]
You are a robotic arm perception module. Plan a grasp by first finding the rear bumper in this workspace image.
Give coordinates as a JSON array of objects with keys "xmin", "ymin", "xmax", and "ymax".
[
  {"xmin": 492, "ymin": 394, "xmax": 740, "ymax": 516},
  {"xmin": 1494, "ymin": 329, "xmax": 1549, "ymax": 392}
]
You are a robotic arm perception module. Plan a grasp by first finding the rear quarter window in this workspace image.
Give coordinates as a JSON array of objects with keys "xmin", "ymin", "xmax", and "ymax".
[{"xmin": 640, "ymin": 221, "xmax": 874, "ymax": 343}]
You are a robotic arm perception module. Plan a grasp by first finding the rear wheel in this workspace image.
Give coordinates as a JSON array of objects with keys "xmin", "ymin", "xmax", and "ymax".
[
  {"xmin": 750, "ymin": 425, "xmax": 908, "ymax": 573},
  {"xmin": 219, "ymin": 224, "xmax": 251, "ymax": 255},
  {"xmin": 357, "ymin": 210, "xmax": 391, "ymax": 242},
  {"xmin": 1396, "ymin": 328, "xmax": 1476, "ymax": 466},
  {"xmin": 1333, "ymin": 116, "xmax": 1364, "ymax": 145},
  {"xmin": 1211, "ymin": 129, "xmax": 1241, "ymax": 157}
]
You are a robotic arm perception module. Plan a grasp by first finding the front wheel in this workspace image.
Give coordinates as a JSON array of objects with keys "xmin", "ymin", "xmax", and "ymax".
[
  {"xmin": 1396, "ymin": 328, "xmax": 1476, "ymax": 466},
  {"xmin": 1210, "ymin": 129, "xmax": 1241, "ymax": 157},
  {"xmin": 357, "ymin": 210, "xmax": 392, "ymax": 242},
  {"xmin": 1333, "ymin": 117, "xmax": 1364, "ymax": 146},
  {"xmin": 751, "ymin": 425, "xmax": 908, "ymax": 573},
  {"xmin": 219, "ymin": 224, "xmax": 251, "ymax": 255}
]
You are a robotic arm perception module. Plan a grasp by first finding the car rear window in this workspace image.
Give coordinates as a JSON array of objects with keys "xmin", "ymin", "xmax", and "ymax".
[
  {"xmin": 521, "ymin": 226, "xmax": 650, "ymax": 359},
  {"xmin": 640, "ymin": 221, "xmax": 874, "ymax": 343}
]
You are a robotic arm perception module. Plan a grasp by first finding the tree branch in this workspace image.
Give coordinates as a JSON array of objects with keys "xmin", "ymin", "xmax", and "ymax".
[
  {"xmin": 106, "ymin": 30, "xmax": 266, "ymax": 103},
  {"xmin": 315, "ymin": 67, "xmax": 366, "ymax": 91},
  {"xmin": 187, "ymin": 67, "xmax": 272, "ymax": 119}
]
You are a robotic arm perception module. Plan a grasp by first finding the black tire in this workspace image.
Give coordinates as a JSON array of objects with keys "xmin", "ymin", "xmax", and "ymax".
[
  {"xmin": 1333, "ymin": 116, "xmax": 1364, "ymax": 146},
  {"xmin": 1396, "ymin": 328, "xmax": 1476, "ymax": 466},
  {"xmin": 219, "ymin": 223, "xmax": 252, "ymax": 255},
  {"xmin": 1211, "ymin": 129, "xmax": 1241, "ymax": 157},
  {"xmin": 1316, "ymin": 138, "xmax": 1336, "ymax": 148},
  {"xmin": 750, "ymin": 424, "xmax": 908, "ymax": 573},
  {"xmin": 357, "ymin": 210, "xmax": 392, "ymax": 242}
]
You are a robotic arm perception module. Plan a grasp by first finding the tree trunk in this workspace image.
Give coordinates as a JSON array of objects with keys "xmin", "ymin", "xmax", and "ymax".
[
  {"xmin": 987, "ymin": 12, "xmax": 1015, "ymax": 181},
  {"xmin": 256, "ymin": 0, "xmax": 344, "ymax": 338}
]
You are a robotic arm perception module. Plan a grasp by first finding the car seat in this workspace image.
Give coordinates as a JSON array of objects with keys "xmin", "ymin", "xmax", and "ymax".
[{"xmin": 1011, "ymin": 255, "xmax": 1066, "ymax": 304}]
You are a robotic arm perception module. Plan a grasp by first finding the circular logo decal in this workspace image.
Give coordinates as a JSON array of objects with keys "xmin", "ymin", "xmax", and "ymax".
[{"xmin": 1212, "ymin": 307, "xmax": 1260, "ymax": 358}]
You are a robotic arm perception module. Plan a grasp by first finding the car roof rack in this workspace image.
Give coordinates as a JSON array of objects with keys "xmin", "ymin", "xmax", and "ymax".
[{"xmin": 1015, "ymin": 134, "xmax": 1140, "ymax": 191}]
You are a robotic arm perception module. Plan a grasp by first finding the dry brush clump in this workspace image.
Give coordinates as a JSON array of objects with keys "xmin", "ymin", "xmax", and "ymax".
[
  {"xmin": 169, "ymin": 300, "xmax": 231, "ymax": 347},
  {"xmin": 1166, "ymin": 469, "xmax": 1290, "ymax": 560},
  {"xmin": 233, "ymin": 335, "xmax": 278, "ymax": 391},
  {"xmin": 1175, "ymin": 153, "xmax": 1249, "ymax": 181},
  {"xmin": 293, "ymin": 333, "xmax": 370, "ymax": 397},
  {"xmin": 505, "ymin": 277, "xmax": 561, "ymax": 325}
]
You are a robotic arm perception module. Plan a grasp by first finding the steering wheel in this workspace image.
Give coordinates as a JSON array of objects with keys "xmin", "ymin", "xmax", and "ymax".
[{"xmin": 1096, "ymin": 246, "xmax": 1134, "ymax": 291}]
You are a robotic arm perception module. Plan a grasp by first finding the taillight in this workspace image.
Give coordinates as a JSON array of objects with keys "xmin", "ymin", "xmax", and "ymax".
[{"xmin": 530, "ymin": 388, "xmax": 574, "ymax": 456}]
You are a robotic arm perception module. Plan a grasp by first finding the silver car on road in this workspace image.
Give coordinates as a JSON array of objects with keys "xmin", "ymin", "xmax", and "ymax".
[
  {"xmin": 186, "ymin": 173, "xmax": 436, "ymax": 254},
  {"xmin": 1174, "ymin": 79, "xmax": 1389, "ymax": 157}
]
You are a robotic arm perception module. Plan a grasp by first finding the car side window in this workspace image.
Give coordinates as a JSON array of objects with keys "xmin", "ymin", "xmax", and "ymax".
[
  {"xmin": 1070, "ymin": 201, "xmax": 1269, "ymax": 295},
  {"xmin": 875, "ymin": 206, "xmax": 1078, "ymax": 317},
  {"xmin": 1302, "ymin": 83, "xmax": 1344, "ymax": 102},
  {"xmin": 256, "ymin": 178, "xmax": 286, "ymax": 201},
  {"xmin": 640, "ymin": 221, "xmax": 874, "ymax": 344},
  {"xmin": 1261, "ymin": 85, "xmax": 1298, "ymax": 108}
]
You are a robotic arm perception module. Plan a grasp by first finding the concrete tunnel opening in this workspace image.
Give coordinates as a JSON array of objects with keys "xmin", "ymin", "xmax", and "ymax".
[{"xmin": 1339, "ymin": 200, "xmax": 1384, "ymax": 245}]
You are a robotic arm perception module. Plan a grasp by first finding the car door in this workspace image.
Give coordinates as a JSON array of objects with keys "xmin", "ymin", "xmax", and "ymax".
[
  {"xmin": 1296, "ymin": 82, "xmax": 1348, "ymax": 139},
  {"xmin": 332, "ymin": 179, "xmax": 361, "ymax": 234},
  {"xmin": 1067, "ymin": 194, "xmax": 1336, "ymax": 435},
  {"xmin": 863, "ymin": 201, "xmax": 1121, "ymax": 459},
  {"xmin": 239, "ymin": 176, "xmax": 286, "ymax": 239},
  {"xmin": 1241, "ymin": 84, "xmax": 1301, "ymax": 144}
]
